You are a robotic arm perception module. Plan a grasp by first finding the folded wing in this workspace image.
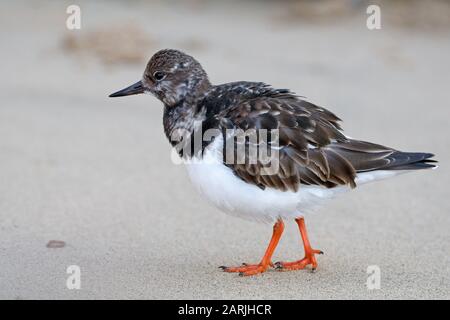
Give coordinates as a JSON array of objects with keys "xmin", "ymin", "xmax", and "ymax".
[{"xmin": 217, "ymin": 87, "xmax": 436, "ymax": 192}]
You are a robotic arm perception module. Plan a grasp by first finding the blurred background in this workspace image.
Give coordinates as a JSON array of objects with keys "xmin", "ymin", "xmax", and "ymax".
[{"xmin": 0, "ymin": 0, "xmax": 449, "ymax": 299}]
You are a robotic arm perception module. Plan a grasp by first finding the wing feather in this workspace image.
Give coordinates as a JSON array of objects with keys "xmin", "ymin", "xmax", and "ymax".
[{"xmin": 212, "ymin": 83, "xmax": 435, "ymax": 191}]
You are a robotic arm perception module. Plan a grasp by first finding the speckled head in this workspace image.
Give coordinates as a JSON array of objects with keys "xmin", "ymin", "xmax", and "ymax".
[{"xmin": 109, "ymin": 49, "xmax": 211, "ymax": 107}]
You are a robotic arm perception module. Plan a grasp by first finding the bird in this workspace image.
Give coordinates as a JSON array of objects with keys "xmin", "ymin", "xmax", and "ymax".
[{"xmin": 109, "ymin": 49, "xmax": 437, "ymax": 276}]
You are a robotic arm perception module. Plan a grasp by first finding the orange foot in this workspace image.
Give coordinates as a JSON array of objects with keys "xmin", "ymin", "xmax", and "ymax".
[
  {"xmin": 220, "ymin": 220, "xmax": 284, "ymax": 277},
  {"xmin": 219, "ymin": 262, "xmax": 273, "ymax": 276},
  {"xmin": 274, "ymin": 249, "xmax": 323, "ymax": 271}
]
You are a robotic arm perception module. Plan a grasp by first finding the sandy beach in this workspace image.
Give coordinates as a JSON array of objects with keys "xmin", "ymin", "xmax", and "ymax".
[{"xmin": 0, "ymin": 0, "xmax": 449, "ymax": 299}]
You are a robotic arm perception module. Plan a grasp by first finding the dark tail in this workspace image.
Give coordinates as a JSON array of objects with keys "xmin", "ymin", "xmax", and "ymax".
[
  {"xmin": 383, "ymin": 152, "xmax": 437, "ymax": 170},
  {"xmin": 328, "ymin": 140, "xmax": 437, "ymax": 173}
]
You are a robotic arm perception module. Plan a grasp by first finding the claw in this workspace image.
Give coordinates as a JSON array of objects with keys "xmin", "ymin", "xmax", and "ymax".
[{"xmin": 273, "ymin": 262, "xmax": 283, "ymax": 270}]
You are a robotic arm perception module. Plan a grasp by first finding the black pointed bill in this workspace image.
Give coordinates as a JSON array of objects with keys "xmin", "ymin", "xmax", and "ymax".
[{"xmin": 109, "ymin": 81, "xmax": 145, "ymax": 97}]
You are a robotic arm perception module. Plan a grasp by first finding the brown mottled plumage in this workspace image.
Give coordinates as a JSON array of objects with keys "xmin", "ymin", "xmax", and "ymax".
[{"xmin": 215, "ymin": 84, "xmax": 435, "ymax": 192}]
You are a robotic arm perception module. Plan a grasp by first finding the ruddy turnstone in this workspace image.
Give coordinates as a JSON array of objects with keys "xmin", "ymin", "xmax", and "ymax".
[{"xmin": 109, "ymin": 49, "xmax": 437, "ymax": 276}]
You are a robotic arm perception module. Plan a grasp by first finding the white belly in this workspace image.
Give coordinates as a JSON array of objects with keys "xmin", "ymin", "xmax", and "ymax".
[
  {"xmin": 184, "ymin": 136, "xmax": 403, "ymax": 223},
  {"xmin": 183, "ymin": 137, "xmax": 344, "ymax": 223}
]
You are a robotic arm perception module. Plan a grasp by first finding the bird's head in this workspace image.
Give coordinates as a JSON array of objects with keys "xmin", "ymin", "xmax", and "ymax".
[{"xmin": 109, "ymin": 49, "xmax": 211, "ymax": 107}]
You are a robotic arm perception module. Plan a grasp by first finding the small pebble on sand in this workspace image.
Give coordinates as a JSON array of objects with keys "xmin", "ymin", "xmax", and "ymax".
[{"xmin": 46, "ymin": 240, "xmax": 66, "ymax": 249}]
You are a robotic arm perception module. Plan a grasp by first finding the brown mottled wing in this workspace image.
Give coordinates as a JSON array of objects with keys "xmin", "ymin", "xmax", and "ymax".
[
  {"xmin": 217, "ymin": 90, "xmax": 436, "ymax": 192},
  {"xmin": 218, "ymin": 95, "xmax": 359, "ymax": 192}
]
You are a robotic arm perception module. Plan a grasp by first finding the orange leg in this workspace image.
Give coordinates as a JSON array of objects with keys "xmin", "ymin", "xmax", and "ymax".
[
  {"xmin": 220, "ymin": 219, "xmax": 284, "ymax": 276},
  {"xmin": 274, "ymin": 217, "xmax": 323, "ymax": 272}
]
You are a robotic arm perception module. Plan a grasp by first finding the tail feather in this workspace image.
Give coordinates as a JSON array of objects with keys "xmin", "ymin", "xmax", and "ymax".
[
  {"xmin": 383, "ymin": 152, "xmax": 437, "ymax": 170},
  {"xmin": 329, "ymin": 140, "xmax": 437, "ymax": 173}
]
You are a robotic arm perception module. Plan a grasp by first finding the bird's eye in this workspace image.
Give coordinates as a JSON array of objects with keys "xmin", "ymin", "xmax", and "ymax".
[{"xmin": 153, "ymin": 71, "xmax": 166, "ymax": 81}]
